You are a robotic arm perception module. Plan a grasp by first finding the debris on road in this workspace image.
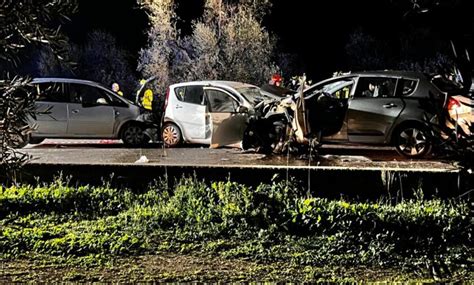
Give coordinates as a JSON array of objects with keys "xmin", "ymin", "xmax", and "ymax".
[{"xmin": 135, "ymin": 155, "xmax": 149, "ymax": 164}]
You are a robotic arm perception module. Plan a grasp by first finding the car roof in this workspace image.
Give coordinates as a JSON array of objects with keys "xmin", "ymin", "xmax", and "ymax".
[
  {"xmin": 31, "ymin": 77, "xmax": 106, "ymax": 87},
  {"xmin": 303, "ymin": 70, "xmax": 428, "ymax": 93},
  {"xmin": 172, "ymin": 80, "xmax": 258, "ymax": 89},
  {"xmin": 348, "ymin": 70, "xmax": 427, "ymax": 79}
]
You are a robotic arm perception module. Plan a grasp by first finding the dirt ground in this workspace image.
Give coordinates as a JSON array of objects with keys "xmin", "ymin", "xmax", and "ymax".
[{"xmin": 1, "ymin": 254, "xmax": 469, "ymax": 282}]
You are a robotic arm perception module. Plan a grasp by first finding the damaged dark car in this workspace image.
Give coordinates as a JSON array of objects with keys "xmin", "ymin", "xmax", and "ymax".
[{"xmin": 242, "ymin": 71, "xmax": 473, "ymax": 158}]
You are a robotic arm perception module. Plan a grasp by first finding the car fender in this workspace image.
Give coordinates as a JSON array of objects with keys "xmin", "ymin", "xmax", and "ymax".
[
  {"xmin": 388, "ymin": 119, "xmax": 433, "ymax": 144},
  {"xmin": 116, "ymin": 120, "xmax": 147, "ymax": 138}
]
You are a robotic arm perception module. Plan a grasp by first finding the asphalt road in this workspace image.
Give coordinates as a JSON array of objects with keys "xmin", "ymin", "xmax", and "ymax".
[{"xmin": 22, "ymin": 139, "xmax": 459, "ymax": 172}]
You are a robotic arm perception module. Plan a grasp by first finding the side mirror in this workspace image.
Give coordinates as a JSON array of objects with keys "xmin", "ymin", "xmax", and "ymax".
[{"xmin": 237, "ymin": 105, "xmax": 249, "ymax": 113}]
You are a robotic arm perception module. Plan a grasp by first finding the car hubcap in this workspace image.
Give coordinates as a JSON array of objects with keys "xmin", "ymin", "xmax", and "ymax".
[
  {"xmin": 124, "ymin": 126, "xmax": 143, "ymax": 144},
  {"xmin": 163, "ymin": 125, "xmax": 179, "ymax": 146},
  {"xmin": 399, "ymin": 128, "xmax": 427, "ymax": 156}
]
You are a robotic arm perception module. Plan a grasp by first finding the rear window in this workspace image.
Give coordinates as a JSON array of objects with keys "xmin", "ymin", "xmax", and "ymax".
[
  {"xmin": 397, "ymin": 79, "xmax": 418, "ymax": 96},
  {"xmin": 431, "ymin": 75, "xmax": 464, "ymax": 95},
  {"xmin": 36, "ymin": 82, "xmax": 69, "ymax": 102},
  {"xmin": 174, "ymin": 86, "xmax": 205, "ymax": 105}
]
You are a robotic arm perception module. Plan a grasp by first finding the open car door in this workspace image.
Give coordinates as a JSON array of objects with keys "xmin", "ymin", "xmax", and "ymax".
[{"xmin": 206, "ymin": 87, "xmax": 248, "ymax": 148}]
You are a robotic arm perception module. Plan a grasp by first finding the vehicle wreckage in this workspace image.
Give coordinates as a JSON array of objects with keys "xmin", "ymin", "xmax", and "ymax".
[{"xmin": 239, "ymin": 71, "xmax": 473, "ymax": 158}]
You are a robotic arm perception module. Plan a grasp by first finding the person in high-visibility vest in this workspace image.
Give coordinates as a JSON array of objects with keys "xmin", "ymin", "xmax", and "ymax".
[{"xmin": 142, "ymin": 88, "xmax": 153, "ymax": 111}]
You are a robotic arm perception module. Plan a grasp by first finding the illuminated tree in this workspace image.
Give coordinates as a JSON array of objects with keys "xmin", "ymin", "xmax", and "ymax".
[{"xmin": 137, "ymin": 0, "xmax": 277, "ymax": 94}]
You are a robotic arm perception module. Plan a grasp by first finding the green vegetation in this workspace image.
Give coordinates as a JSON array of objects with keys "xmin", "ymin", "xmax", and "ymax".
[{"xmin": 0, "ymin": 177, "xmax": 472, "ymax": 282}]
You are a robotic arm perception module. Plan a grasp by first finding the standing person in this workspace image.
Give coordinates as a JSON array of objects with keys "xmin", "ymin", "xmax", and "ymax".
[
  {"xmin": 111, "ymin": 82, "xmax": 124, "ymax": 96},
  {"xmin": 269, "ymin": 74, "xmax": 283, "ymax": 86},
  {"xmin": 137, "ymin": 79, "xmax": 154, "ymax": 111},
  {"xmin": 142, "ymin": 88, "xmax": 153, "ymax": 111},
  {"xmin": 261, "ymin": 73, "xmax": 294, "ymax": 97}
]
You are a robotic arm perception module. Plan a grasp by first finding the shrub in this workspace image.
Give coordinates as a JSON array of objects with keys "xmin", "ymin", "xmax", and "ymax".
[
  {"xmin": 0, "ymin": 177, "xmax": 470, "ymax": 273},
  {"xmin": 0, "ymin": 179, "xmax": 134, "ymax": 218}
]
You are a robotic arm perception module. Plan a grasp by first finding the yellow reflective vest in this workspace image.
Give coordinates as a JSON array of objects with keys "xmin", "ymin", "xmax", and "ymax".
[{"xmin": 142, "ymin": 89, "xmax": 153, "ymax": 110}]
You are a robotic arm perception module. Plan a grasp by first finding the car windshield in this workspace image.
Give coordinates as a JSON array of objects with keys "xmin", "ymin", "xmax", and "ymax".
[{"xmin": 237, "ymin": 87, "xmax": 276, "ymax": 105}]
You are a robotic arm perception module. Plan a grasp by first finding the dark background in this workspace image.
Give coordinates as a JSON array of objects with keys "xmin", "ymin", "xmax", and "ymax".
[{"xmin": 64, "ymin": 0, "xmax": 473, "ymax": 81}]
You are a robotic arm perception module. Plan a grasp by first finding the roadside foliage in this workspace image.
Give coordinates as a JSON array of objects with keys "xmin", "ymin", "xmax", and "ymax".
[
  {"xmin": 0, "ymin": 177, "xmax": 471, "ymax": 281},
  {"xmin": 0, "ymin": 78, "xmax": 36, "ymax": 181}
]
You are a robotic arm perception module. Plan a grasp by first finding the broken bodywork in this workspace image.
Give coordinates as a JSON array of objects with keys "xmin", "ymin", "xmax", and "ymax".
[{"xmin": 241, "ymin": 71, "xmax": 474, "ymax": 158}]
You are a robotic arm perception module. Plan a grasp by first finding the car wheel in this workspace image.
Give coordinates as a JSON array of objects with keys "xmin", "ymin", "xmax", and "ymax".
[
  {"xmin": 121, "ymin": 123, "xmax": 146, "ymax": 147},
  {"xmin": 394, "ymin": 125, "xmax": 432, "ymax": 158},
  {"xmin": 162, "ymin": 123, "xmax": 182, "ymax": 147}
]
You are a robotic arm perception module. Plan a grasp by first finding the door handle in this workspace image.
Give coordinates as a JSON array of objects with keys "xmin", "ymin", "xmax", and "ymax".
[
  {"xmin": 71, "ymin": 109, "xmax": 80, "ymax": 114},
  {"xmin": 383, "ymin": 103, "xmax": 397, "ymax": 108},
  {"xmin": 176, "ymin": 105, "xmax": 183, "ymax": 109},
  {"xmin": 114, "ymin": 111, "xmax": 120, "ymax": 117}
]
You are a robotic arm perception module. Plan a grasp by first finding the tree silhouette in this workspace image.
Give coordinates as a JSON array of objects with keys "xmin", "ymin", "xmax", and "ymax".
[{"xmin": 0, "ymin": 0, "xmax": 77, "ymax": 183}]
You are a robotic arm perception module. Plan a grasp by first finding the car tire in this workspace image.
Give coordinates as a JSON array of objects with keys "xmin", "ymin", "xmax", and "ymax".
[
  {"xmin": 394, "ymin": 124, "xmax": 432, "ymax": 158},
  {"xmin": 121, "ymin": 123, "xmax": 147, "ymax": 147},
  {"xmin": 162, "ymin": 123, "xmax": 182, "ymax": 147}
]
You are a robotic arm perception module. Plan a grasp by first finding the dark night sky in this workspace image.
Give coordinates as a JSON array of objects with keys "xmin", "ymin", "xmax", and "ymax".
[{"xmin": 64, "ymin": 0, "xmax": 473, "ymax": 81}]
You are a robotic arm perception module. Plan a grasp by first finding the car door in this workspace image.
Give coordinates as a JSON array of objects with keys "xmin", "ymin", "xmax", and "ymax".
[
  {"xmin": 33, "ymin": 82, "xmax": 69, "ymax": 136},
  {"xmin": 66, "ymin": 83, "xmax": 115, "ymax": 137},
  {"xmin": 173, "ymin": 85, "xmax": 207, "ymax": 140},
  {"xmin": 347, "ymin": 77, "xmax": 404, "ymax": 144},
  {"xmin": 205, "ymin": 87, "xmax": 247, "ymax": 148},
  {"xmin": 304, "ymin": 78, "xmax": 354, "ymax": 142}
]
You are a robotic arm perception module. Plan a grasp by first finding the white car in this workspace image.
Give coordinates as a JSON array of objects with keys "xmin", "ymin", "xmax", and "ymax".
[{"xmin": 161, "ymin": 81, "xmax": 278, "ymax": 147}]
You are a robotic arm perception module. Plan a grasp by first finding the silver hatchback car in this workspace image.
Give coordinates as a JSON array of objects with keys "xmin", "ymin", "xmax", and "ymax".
[
  {"xmin": 162, "ymin": 81, "xmax": 278, "ymax": 147},
  {"xmin": 20, "ymin": 78, "xmax": 148, "ymax": 147}
]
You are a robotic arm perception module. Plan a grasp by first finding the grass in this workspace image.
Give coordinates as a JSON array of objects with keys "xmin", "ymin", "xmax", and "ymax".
[{"xmin": 0, "ymin": 176, "xmax": 472, "ymax": 282}]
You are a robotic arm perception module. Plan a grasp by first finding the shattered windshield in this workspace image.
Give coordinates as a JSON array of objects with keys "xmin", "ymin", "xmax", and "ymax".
[{"xmin": 237, "ymin": 87, "xmax": 276, "ymax": 105}]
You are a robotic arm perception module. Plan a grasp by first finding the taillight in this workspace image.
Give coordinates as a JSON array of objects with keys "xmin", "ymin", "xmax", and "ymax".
[
  {"xmin": 447, "ymin": 97, "xmax": 461, "ymax": 112},
  {"xmin": 164, "ymin": 87, "xmax": 170, "ymax": 110}
]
